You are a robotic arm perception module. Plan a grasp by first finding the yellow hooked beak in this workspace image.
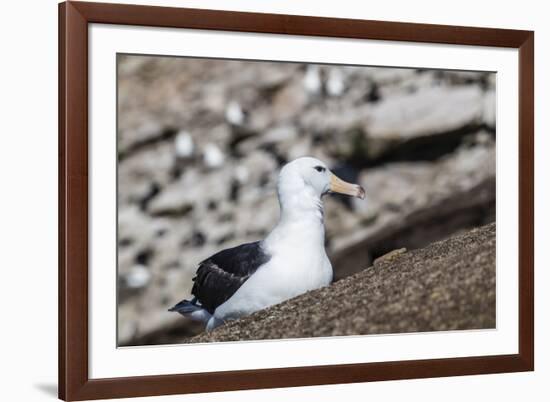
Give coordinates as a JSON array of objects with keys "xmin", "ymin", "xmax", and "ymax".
[{"xmin": 329, "ymin": 173, "xmax": 366, "ymax": 199}]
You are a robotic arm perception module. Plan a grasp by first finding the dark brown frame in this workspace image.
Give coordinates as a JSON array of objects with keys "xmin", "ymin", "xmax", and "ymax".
[{"xmin": 59, "ymin": 1, "xmax": 534, "ymax": 400}]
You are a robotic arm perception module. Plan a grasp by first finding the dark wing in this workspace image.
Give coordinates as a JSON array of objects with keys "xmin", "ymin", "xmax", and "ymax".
[{"xmin": 191, "ymin": 241, "xmax": 271, "ymax": 314}]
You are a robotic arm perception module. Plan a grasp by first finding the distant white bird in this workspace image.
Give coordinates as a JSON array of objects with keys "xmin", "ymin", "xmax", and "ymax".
[
  {"xmin": 170, "ymin": 157, "xmax": 365, "ymax": 330},
  {"xmin": 303, "ymin": 65, "xmax": 322, "ymax": 95},
  {"xmin": 174, "ymin": 130, "xmax": 194, "ymax": 158},
  {"xmin": 225, "ymin": 100, "xmax": 245, "ymax": 126},
  {"xmin": 203, "ymin": 143, "xmax": 225, "ymax": 168},
  {"xmin": 327, "ymin": 68, "xmax": 346, "ymax": 97},
  {"xmin": 126, "ymin": 265, "xmax": 152, "ymax": 289}
]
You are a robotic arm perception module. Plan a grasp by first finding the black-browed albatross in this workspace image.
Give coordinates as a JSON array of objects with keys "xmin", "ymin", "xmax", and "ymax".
[{"xmin": 169, "ymin": 157, "xmax": 365, "ymax": 330}]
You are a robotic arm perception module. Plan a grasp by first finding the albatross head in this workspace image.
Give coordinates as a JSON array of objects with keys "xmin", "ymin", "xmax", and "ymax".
[{"xmin": 277, "ymin": 157, "xmax": 365, "ymax": 210}]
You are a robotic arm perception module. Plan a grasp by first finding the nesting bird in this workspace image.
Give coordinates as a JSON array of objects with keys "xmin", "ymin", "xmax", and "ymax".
[{"xmin": 169, "ymin": 157, "xmax": 365, "ymax": 330}]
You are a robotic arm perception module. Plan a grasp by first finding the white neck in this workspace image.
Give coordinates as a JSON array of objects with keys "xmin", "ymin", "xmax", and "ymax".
[
  {"xmin": 280, "ymin": 182, "xmax": 324, "ymax": 220},
  {"xmin": 264, "ymin": 185, "xmax": 326, "ymax": 251}
]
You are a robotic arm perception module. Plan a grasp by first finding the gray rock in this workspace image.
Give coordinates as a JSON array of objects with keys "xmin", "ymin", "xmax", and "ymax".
[
  {"xmin": 329, "ymin": 140, "xmax": 495, "ymax": 279},
  {"xmin": 148, "ymin": 169, "xmax": 231, "ymax": 216},
  {"xmin": 360, "ymin": 86, "xmax": 486, "ymax": 160}
]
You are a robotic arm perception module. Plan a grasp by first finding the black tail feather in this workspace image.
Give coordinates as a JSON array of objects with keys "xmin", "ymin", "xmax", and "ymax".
[{"xmin": 168, "ymin": 297, "xmax": 200, "ymax": 315}]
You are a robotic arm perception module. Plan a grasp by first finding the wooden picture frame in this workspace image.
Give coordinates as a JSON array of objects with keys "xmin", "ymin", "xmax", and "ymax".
[{"xmin": 59, "ymin": 1, "xmax": 534, "ymax": 400}]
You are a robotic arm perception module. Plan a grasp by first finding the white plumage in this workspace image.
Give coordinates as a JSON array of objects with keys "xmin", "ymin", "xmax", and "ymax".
[
  {"xmin": 170, "ymin": 157, "xmax": 365, "ymax": 331},
  {"xmin": 215, "ymin": 161, "xmax": 333, "ymax": 321}
]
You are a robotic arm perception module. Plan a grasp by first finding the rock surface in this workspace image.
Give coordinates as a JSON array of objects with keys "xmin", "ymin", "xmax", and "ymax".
[{"xmin": 188, "ymin": 223, "xmax": 496, "ymax": 343}]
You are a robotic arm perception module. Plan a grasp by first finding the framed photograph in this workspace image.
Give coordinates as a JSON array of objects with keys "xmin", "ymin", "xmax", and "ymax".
[{"xmin": 59, "ymin": 1, "xmax": 534, "ymax": 400}]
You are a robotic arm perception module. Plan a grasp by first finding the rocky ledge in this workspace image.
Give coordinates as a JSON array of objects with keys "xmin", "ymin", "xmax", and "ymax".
[{"xmin": 188, "ymin": 223, "xmax": 495, "ymax": 343}]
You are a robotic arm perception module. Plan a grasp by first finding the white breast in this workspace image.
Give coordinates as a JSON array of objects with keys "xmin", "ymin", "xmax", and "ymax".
[{"xmin": 214, "ymin": 217, "xmax": 332, "ymax": 321}]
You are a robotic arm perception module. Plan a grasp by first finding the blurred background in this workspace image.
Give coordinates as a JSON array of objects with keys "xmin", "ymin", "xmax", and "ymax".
[{"xmin": 117, "ymin": 54, "xmax": 496, "ymax": 346}]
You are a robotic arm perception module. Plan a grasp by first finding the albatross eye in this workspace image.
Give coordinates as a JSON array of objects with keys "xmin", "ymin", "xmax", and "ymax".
[{"xmin": 314, "ymin": 166, "xmax": 326, "ymax": 173}]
